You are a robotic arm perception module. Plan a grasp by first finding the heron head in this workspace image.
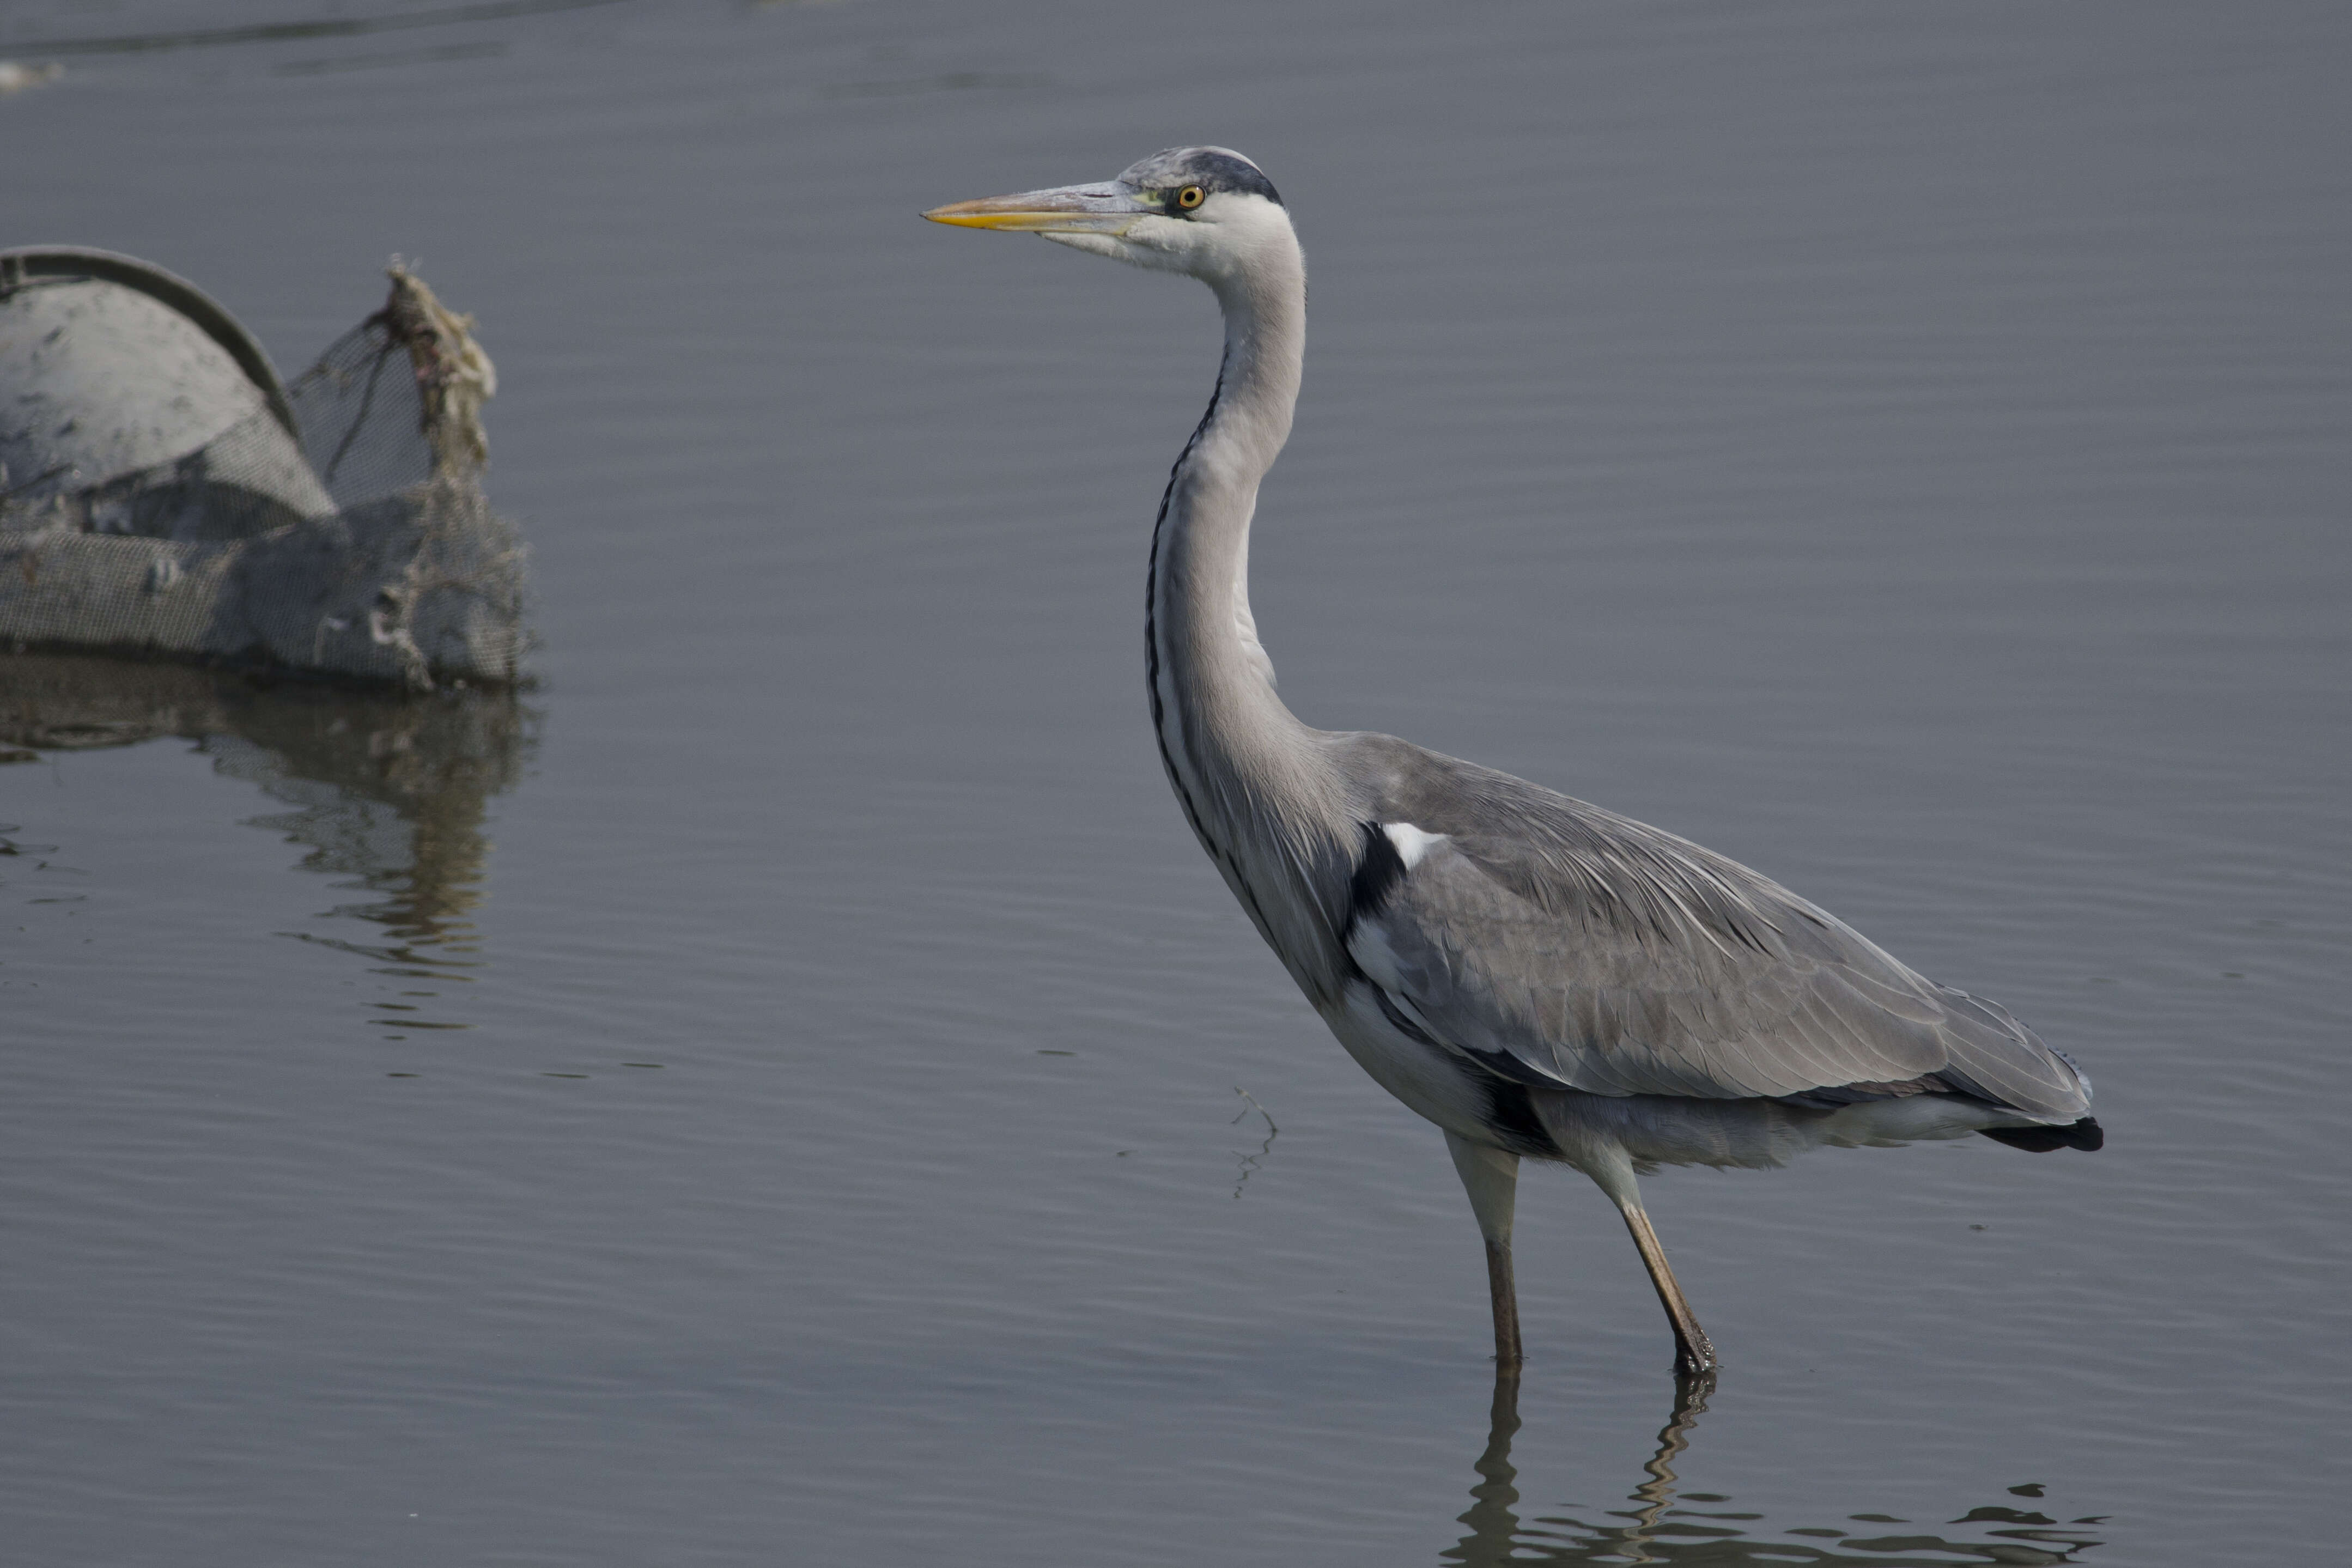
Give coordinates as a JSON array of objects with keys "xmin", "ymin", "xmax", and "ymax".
[{"xmin": 924, "ymin": 147, "xmax": 1290, "ymax": 285}]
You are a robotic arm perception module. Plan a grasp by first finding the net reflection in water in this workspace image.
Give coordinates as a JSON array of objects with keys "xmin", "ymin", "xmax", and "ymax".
[{"xmin": 0, "ymin": 652, "xmax": 532, "ymax": 1022}]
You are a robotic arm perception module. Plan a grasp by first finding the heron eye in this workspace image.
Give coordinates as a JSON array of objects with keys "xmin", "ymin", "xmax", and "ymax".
[{"xmin": 1176, "ymin": 185, "xmax": 1205, "ymax": 211}]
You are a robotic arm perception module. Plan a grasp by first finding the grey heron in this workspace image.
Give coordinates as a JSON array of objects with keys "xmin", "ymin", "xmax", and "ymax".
[{"xmin": 926, "ymin": 148, "xmax": 2101, "ymax": 1377}]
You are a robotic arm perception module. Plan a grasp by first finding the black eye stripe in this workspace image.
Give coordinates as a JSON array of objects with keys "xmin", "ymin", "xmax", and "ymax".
[{"xmin": 1119, "ymin": 148, "xmax": 1285, "ymax": 209}]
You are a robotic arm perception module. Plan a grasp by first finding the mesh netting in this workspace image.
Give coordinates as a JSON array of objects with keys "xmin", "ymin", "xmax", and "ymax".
[
  {"xmin": 45, "ymin": 405, "xmax": 330, "ymax": 544},
  {"xmin": 290, "ymin": 267, "xmax": 495, "ymax": 509},
  {"xmin": 0, "ymin": 258, "xmax": 526, "ymax": 690}
]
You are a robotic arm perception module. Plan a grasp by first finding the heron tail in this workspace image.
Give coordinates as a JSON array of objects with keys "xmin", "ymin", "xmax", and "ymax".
[{"xmin": 1978, "ymin": 1116, "xmax": 2104, "ymax": 1153}]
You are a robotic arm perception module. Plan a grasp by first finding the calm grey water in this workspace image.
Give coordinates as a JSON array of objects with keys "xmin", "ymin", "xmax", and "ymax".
[{"xmin": 4, "ymin": 2, "xmax": 2347, "ymax": 1563}]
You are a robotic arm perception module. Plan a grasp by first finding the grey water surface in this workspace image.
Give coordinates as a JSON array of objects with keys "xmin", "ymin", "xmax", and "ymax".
[{"xmin": 4, "ymin": 2, "xmax": 2347, "ymax": 1564}]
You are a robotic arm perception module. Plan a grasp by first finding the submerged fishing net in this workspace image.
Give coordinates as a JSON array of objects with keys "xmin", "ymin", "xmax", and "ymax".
[{"xmin": 0, "ymin": 252, "xmax": 526, "ymax": 690}]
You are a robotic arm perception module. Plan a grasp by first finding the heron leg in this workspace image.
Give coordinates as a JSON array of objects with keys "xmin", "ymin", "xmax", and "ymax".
[
  {"xmin": 1445, "ymin": 1131, "xmax": 1523, "ymax": 1369},
  {"xmin": 1616, "ymin": 1200, "xmax": 1716, "ymax": 1377}
]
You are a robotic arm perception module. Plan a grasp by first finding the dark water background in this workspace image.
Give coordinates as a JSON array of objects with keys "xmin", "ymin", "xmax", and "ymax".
[{"xmin": 4, "ymin": 2, "xmax": 2347, "ymax": 1563}]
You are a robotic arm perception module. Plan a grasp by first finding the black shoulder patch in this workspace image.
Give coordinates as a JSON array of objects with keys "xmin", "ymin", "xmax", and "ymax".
[{"xmin": 1346, "ymin": 822, "xmax": 1407, "ymax": 934}]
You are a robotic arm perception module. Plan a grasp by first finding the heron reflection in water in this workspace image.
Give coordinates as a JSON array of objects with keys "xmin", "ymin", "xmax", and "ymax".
[
  {"xmin": 928, "ymin": 148, "xmax": 2100, "ymax": 1375},
  {"xmin": 0, "ymin": 654, "xmax": 526, "ymax": 999},
  {"xmin": 1447, "ymin": 1373, "xmax": 2105, "ymax": 1565}
]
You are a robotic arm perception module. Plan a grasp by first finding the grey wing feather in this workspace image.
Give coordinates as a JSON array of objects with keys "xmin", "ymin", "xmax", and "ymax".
[{"xmin": 1334, "ymin": 734, "xmax": 2092, "ymax": 1123}]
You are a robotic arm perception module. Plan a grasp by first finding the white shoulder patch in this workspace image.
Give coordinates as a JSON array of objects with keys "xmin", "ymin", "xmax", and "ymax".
[{"xmin": 1382, "ymin": 822, "xmax": 1447, "ymax": 870}]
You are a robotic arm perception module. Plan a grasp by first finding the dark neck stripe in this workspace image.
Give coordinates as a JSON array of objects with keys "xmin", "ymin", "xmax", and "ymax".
[
  {"xmin": 1144, "ymin": 351, "xmax": 1227, "ymax": 853},
  {"xmin": 1144, "ymin": 353, "xmax": 1286, "ymax": 950}
]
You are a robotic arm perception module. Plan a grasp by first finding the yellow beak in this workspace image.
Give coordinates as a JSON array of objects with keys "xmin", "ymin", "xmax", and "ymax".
[{"xmin": 923, "ymin": 182, "xmax": 1151, "ymax": 234}]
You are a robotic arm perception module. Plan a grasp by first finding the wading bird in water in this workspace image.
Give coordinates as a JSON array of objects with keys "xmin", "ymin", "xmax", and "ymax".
[{"xmin": 925, "ymin": 148, "xmax": 2101, "ymax": 1377}]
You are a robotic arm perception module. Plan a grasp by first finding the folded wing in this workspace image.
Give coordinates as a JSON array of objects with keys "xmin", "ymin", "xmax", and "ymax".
[{"xmin": 1336, "ymin": 736, "xmax": 2090, "ymax": 1123}]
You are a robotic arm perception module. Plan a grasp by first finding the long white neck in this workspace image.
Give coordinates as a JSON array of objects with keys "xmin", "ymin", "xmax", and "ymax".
[{"xmin": 1146, "ymin": 215, "xmax": 1354, "ymax": 1002}]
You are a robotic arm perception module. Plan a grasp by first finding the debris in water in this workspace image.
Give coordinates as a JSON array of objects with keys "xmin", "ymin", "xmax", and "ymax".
[
  {"xmin": 0, "ymin": 62, "xmax": 63, "ymax": 95},
  {"xmin": 1, "ymin": 248, "xmax": 528, "ymax": 690}
]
